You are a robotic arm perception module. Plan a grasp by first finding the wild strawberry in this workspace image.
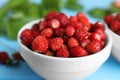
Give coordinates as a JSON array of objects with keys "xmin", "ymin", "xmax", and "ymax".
[
  {"xmin": 63, "ymin": 35, "xmax": 69, "ymax": 43},
  {"xmin": 55, "ymin": 28, "xmax": 65, "ymax": 37},
  {"xmin": 100, "ymin": 41, "xmax": 105, "ymax": 49},
  {"xmin": 12, "ymin": 52, "xmax": 23, "ymax": 61},
  {"xmin": 110, "ymin": 20, "xmax": 120, "ymax": 32},
  {"xmin": 104, "ymin": 14, "xmax": 115, "ymax": 25},
  {"xmin": 32, "ymin": 36, "xmax": 48, "ymax": 53},
  {"xmin": 70, "ymin": 46, "xmax": 88, "ymax": 57},
  {"xmin": 41, "ymin": 28, "xmax": 53, "ymax": 38},
  {"xmin": 80, "ymin": 39, "xmax": 90, "ymax": 48},
  {"xmin": 49, "ymin": 37, "xmax": 63, "ymax": 51},
  {"xmin": 116, "ymin": 30, "xmax": 120, "ymax": 35},
  {"xmin": 32, "ymin": 31, "xmax": 40, "ymax": 39},
  {"xmin": 56, "ymin": 13, "xmax": 69, "ymax": 27},
  {"xmin": 92, "ymin": 21, "xmax": 105, "ymax": 31},
  {"xmin": 39, "ymin": 20, "xmax": 47, "ymax": 31},
  {"xmin": 45, "ymin": 11, "xmax": 57, "ymax": 21},
  {"xmin": 65, "ymin": 26, "xmax": 75, "ymax": 36},
  {"xmin": 0, "ymin": 52, "xmax": 10, "ymax": 64},
  {"xmin": 69, "ymin": 16, "xmax": 78, "ymax": 22},
  {"xmin": 21, "ymin": 29, "xmax": 33, "ymax": 47},
  {"xmin": 75, "ymin": 29, "xmax": 89, "ymax": 41},
  {"xmin": 85, "ymin": 41, "xmax": 101, "ymax": 53},
  {"xmin": 89, "ymin": 32, "xmax": 101, "ymax": 41},
  {"xmin": 67, "ymin": 37, "xmax": 79, "ymax": 48},
  {"xmin": 116, "ymin": 13, "xmax": 120, "ymax": 21},
  {"xmin": 77, "ymin": 12, "xmax": 91, "ymax": 30},
  {"xmin": 47, "ymin": 19, "xmax": 60, "ymax": 29},
  {"xmin": 56, "ymin": 48, "xmax": 69, "ymax": 58},
  {"xmin": 31, "ymin": 24, "xmax": 39, "ymax": 31},
  {"xmin": 94, "ymin": 29, "xmax": 106, "ymax": 41}
]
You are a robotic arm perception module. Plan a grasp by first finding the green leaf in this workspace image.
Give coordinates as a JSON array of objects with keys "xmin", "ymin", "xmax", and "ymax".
[{"xmin": 89, "ymin": 8, "xmax": 109, "ymax": 19}]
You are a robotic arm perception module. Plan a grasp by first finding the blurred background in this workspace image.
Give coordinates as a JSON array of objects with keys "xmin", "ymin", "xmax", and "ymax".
[{"xmin": 0, "ymin": 0, "xmax": 120, "ymax": 40}]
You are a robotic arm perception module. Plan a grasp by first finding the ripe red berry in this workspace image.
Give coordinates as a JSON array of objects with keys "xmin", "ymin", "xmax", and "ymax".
[
  {"xmin": 21, "ymin": 29, "xmax": 33, "ymax": 47},
  {"xmin": 75, "ymin": 29, "xmax": 89, "ymax": 41},
  {"xmin": 70, "ymin": 46, "xmax": 88, "ymax": 57},
  {"xmin": 39, "ymin": 20, "xmax": 47, "ymax": 31},
  {"xmin": 85, "ymin": 41, "xmax": 101, "ymax": 53},
  {"xmin": 32, "ymin": 36, "xmax": 48, "ymax": 53},
  {"xmin": 0, "ymin": 52, "xmax": 10, "ymax": 64},
  {"xmin": 56, "ymin": 48, "xmax": 69, "ymax": 58},
  {"xmin": 65, "ymin": 26, "xmax": 75, "ymax": 36},
  {"xmin": 68, "ymin": 21, "xmax": 84, "ymax": 29},
  {"xmin": 89, "ymin": 32, "xmax": 101, "ymax": 41},
  {"xmin": 116, "ymin": 13, "xmax": 120, "ymax": 21},
  {"xmin": 80, "ymin": 39, "xmax": 90, "ymax": 48},
  {"xmin": 110, "ymin": 20, "xmax": 120, "ymax": 32},
  {"xmin": 67, "ymin": 37, "xmax": 79, "ymax": 48},
  {"xmin": 116, "ymin": 30, "xmax": 120, "ymax": 35},
  {"xmin": 31, "ymin": 24, "xmax": 39, "ymax": 32},
  {"xmin": 55, "ymin": 28, "xmax": 65, "ymax": 37},
  {"xmin": 49, "ymin": 37, "xmax": 64, "ymax": 51},
  {"xmin": 47, "ymin": 19, "xmax": 60, "ymax": 29},
  {"xmin": 45, "ymin": 11, "xmax": 57, "ymax": 21},
  {"xmin": 69, "ymin": 16, "xmax": 78, "ymax": 22},
  {"xmin": 104, "ymin": 14, "xmax": 115, "ymax": 25},
  {"xmin": 41, "ymin": 28, "xmax": 53, "ymax": 38},
  {"xmin": 92, "ymin": 21, "xmax": 105, "ymax": 31}
]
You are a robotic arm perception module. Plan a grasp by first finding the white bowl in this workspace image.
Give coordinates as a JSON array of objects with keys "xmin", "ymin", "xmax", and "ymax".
[
  {"xmin": 107, "ymin": 26, "xmax": 120, "ymax": 62},
  {"xmin": 17, "ymin": 19, "xmax": 112, "ymax": 80}
]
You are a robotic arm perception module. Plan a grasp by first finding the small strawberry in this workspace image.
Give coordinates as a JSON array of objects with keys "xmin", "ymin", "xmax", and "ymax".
[
  {"xmin": 89, "ymin": 32, "xmax": 101, "ymax": 41},
  {"xmin": 116, "ymin": 13, "xmax": 120, "ymax": 21},
  {"xmin": 45, "ymin": 11, "xmax": 57, "ymax": 21},
  {"xmin": 110, "ymin": 20, "xmax": 120, "ymax": 32},
  {"xmin": 41, "ymin": 28, "xmax": 53, "ymax": 39},
  {"xmin": 31, "ymin": 24, "xmax": 39, "ymax": 32},
  {"xmin": 32, "ymin": 36, "xmax": 48, "ymax": 53},
  {"xmin": 56, "ymin": 48, "xmax": 69, "ymax": 58},
  {"xmin": 55, "ymin": 28, "xmax": 65, "ymax": 37},
  {"xmin": 32, "ymin": 30, "xmax": 40, "ymax": 39},
  {"xmin": 70, "ymin": 46, "xmax": 88, "ymax": 57},
  {"xmin": 39, "ymin": 20, "xmax": 47, "ymax": 31},
  {"xmin": 67, "ymin": 37, "xmax": 79, "ymax": 48},
  {"xmin": 47, "ymin": 19, "xmax": 60, "ymax": 29},
  {"xmin": 12, "ymin": 52, "xmax": 23, "ymax": 61},
  {"xmin": 49, "ymin": 37, "xmax": 63, "ymax": 51},
  {"xmin": 0, "ymin": 52, "xmax": 10, "ymax": 64},
  {"xmin": 92, "ymin": 21, "xmax": 105, "ymax": 31},
  {"xmin": 85, "ymin": 41, "xmax": 101, "ymax": 53},
  {"xmin": 75, "ymin": 29, "xmax": 89, "ymax": 41},
  {"xmin": 56, "ymin": 13, "xmax": 68, "ymax": 27},
  {"xmin": 80, "ymin": 39, "xmax": 90, "ymax": 48},
  {"xmin": 69, "ymin": 16, "xmax": 78, "ymax": 22},
  {"xmin": 100, "ymin": 41, "xmax": 105, "ymax": 49},
  {"xmin": 21, "ymin": 29, "xmax": 33, "ymax": 47},
  {"xmin": 65, "ymin": 26, "xmax": 75, "ymax": 36},
  {"xmin": 104, "ymin": 14, "xmax": 115, "ymax": 25}
]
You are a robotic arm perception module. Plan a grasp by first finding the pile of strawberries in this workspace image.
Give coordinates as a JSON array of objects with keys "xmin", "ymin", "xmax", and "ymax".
[
  {"xmin": 20, "ymin": 11, "xmax": 106, "ymax": 58},
  {"xmin": 104, "ymin": 13, "xmax": 120, "ymax": 35}
]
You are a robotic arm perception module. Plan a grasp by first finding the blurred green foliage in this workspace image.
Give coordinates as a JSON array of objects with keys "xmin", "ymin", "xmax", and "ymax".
[{"xmin": 0, "ymin": 0, "xmax": 83, "ymax": 39}]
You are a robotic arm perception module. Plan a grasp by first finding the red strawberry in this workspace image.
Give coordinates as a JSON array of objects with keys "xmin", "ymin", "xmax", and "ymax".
[
  {"xmin": 49, "ymin": 37, "xmax": 63, "ymax": 51},
  {"xmin": 32, "ymin": 36, "xmax": 48, "ymax": 53},
  {"xmin": 56, "ymin": 48, "xmax": 69, "ymax": 58},
  {"xmin": 80, "ymin": 39, "xmax": 90, "ymax": 48},
  {"xmin": 69, "ymin": 16, "xmax": 78, "ymax": 22},
  {"xmin": 45, "ymin": 11, "xmax": 57, "ymax": 21},
  {"xmin": 89, "ymin": 32, "xmax": 101, "ymax": 41},
  {"xmin": 21, "ymin": 29, "xmax": 33, "ymax": 47},
  {"xmin": 85, "ymin": 41, "xmax": 101, "ymax": 53},
  {"xmin": 47, "ymin": 19, "xmax": 60, "ymax": 29},
  {"xmin": 75, "ymin": 29, "xmax": 89, "ymax": 41},
  {"xmin": 116, "ymin": 13, "xmax": 120, "ymax": 21},
  {"xmin": 39, "ymin": 20, "xmax": 47, "ymax": 31},
  {"xmin": 94, "ymin": 29, "xmax": 106, "ymax": 41},
  {"xmin": 55, "ymin": 28, "xmax": 65, "ymax": 37},
  {"xmin": 100, "ymin": 41, "xmax": 105, "ymax": 49},
  {"xmin": 110, "ymin": 20, "xmax": 120, "ymax": 32},
  {"xmin": 77, "ymin": 12, "xmax": 91, "ymax": 30},
  {"xmin": 70, "ymin": 46, "xmax": 88, "ymax": 57},
  {"xmin": 65, "ymin": 26, "xmax": 75, "ymax": 36},
  {"xmin": 67, "ymin": 37, "xmax": 79, "ymax": 48},
  {"xmin": 32, "ymin": 30, "xmax": 40, "ymax": 38},
  {"xmin": 92, "ymin": 21, "xmax": 105, "ymax": 31},
  {"xmin": 41, "ymin": 28, "xmax": 53, "ymax": 38},
  {"xmin": 0, "ymin": 52, "xmax": 10, "ymax": 64},
  {"xmin": 104, "ymin": 14, "xmax": 115, "ymax": 25},
  {"xmin": 56, "ymin": 13, "xmax": 69, "ymax": 27},
  {"xmin": 31, "ymin": 24, "xmax": 39, "ymax": 31},
  {"xmin": 116, "ymin": 29, "xmax": 120, "ymax": 35}
]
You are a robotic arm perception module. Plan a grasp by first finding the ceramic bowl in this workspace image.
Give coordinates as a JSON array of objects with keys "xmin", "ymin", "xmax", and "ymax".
[{"xmin": 17, "ymin": 19, "xmax": 112, "ymax": 80}]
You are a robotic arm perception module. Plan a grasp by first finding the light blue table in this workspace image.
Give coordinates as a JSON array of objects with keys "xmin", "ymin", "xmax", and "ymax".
[{"xmin": 0, "ymin": 0, "xmax": 120, "ymax": 80}]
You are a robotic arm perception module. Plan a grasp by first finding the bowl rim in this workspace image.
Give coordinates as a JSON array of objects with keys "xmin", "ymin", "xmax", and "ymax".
[{"xmin": 17, "ymin": 19, "xmax": 112, "ymax": 61}]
